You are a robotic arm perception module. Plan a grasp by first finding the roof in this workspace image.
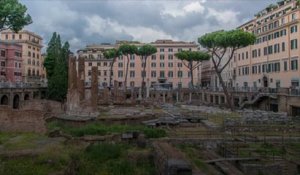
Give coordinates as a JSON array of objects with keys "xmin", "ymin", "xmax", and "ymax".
[{"xmin": 1, "ymin": 30, "xmax": 43, "ymax": 40}]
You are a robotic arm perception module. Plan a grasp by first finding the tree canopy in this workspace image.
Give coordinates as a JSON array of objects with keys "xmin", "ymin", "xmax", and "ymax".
[
  {"xmin": 198, "ymin": 29, "xmax": 256, "ymax": 110},
  {"xmin": 0, "ymin": 0, "xmax": 32, "ymax": 32},
  {"xmin": 137, "ymin": 44, "xmax": 157, "ymax": 57},
  {"xmin": 103, "ymin": 48, "xmax": 120, "ymax": 59},
  {"xmin": 175, "ymin": 51, "xmax": 210, "ymax": 62},
  {"xmin": 198, "ymin": 29, "xmax": 256, "ymax": 51},
  {"xmin": 118, "ymin": 44, "xmax": 138, "ymax": 55},
  {"xmin": 44, "ymin": 32, "xmax": 70, "ymax": 102},
  {"xmin": 175, "ymin": 51, "xmax": 210, "ymax": 87}
]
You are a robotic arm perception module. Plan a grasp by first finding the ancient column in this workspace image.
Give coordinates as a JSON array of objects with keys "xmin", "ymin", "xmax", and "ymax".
[
  {"xmin": 91, "ymin": 67, "xmax": 98, "ymax": 110},
  {"xmin": 113, "ymin": 80, "xmax": 118, "ymax": 102},
  {"xmin": 66, "ymin": 56, "xmax": 80, "ymax": 113},
  {"xmin": 77, "ymin": 56, "xmax": 85, "ymax": 101}
]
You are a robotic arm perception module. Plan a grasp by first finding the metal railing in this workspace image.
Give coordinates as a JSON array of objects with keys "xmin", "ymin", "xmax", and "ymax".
[{"xmin": 0, "ymin": 82, "xmax": 47, "ymax": 88}]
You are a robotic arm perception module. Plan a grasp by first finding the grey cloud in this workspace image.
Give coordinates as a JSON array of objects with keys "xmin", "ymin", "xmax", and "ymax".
[{"xmin": 20, "ymin": 0, "xmax": 275, "ymax": 52}]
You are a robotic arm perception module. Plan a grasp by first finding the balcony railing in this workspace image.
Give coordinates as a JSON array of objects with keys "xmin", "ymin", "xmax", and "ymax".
[{"xmin": 0, "ymin": 82, "xmax": 47, "ymax": 88}]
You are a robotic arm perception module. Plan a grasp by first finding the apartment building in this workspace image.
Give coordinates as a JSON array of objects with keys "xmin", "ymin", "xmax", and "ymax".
[
  {"xmin": 0, "ymin": 41, "xmax": 23, "ymax": 83},
  {"xmin": 232, "ymin": 0, "xmax": 300, "ymax": 89},
  {"xmin": 0, "ymin": 30, "xmax": 45, "ymax": 84},
  {"xmin": 77, "ymin": 43, "xmax": 116, "ymax": 87},
  {"xmin": 78, "ymin": 40, "xmax": 199, "ymax": 89}
]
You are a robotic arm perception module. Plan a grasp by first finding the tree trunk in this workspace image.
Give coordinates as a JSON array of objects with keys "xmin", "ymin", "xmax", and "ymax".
[
  {"xmin": 141, "ymin": 56, "xmax": 147, "ymax": 99},
  {"xmin": 216, "ymin": 70, "xmax": 234, "ymax": 111},
  {"xmin": 109, "ymin": 59, "xmax": 115, "ymax": 88},
  {"xmin": 124, "ymin": 55, "xmax": 130, "ymax": 92},
  {"xmin": 189, "ymin": 61, "xmax": 194, "ymax": 88}
]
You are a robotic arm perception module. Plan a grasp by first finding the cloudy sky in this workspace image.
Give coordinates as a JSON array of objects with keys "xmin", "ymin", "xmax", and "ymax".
[{"xmin": 20, "ymin": 0, "xmax": 276, "ymax": 52}]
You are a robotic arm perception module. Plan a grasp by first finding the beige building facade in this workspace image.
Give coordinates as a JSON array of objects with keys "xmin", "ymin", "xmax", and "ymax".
[
  {"xmin": 78, "ymin": 40, "xmax": 200, "ymax": 89},
  {"xmin": 0, "ymin": 30, "xmax": 45, "ymax": 84},
  {"xmin": 232, "ymin": 0, "xmax": 300, "ymax": 89}
]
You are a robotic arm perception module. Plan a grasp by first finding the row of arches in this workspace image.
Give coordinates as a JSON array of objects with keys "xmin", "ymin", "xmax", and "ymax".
[{"xmin": 0, "ymin": 93, "xmax": 31, "ymax": 109}]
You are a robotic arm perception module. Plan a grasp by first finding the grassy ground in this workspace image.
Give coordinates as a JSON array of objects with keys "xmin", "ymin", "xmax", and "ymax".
[
  {"xmin": 205, "ymin": 112, "xmax": 241, "ymax": 126},
  {"xmin": 0, "ymin": 132, "xmax": 156, "ymax": 175},
  {"xmin": 177, "ymin": 144, "xmax": 217, "ymax": 175},
  {"xmin": 47, "ymin": 121, "xmax": 167, "ymax": 138}
]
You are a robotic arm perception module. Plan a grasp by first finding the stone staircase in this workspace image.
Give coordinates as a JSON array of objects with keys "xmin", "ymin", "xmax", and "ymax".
[{"xmin": 239, "ymin": 93, "xmax": 277, "ymax": 109}]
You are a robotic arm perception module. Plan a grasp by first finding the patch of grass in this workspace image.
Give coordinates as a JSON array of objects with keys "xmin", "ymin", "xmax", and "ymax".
[
  {"xmin": 75, "ymin": 143, "xmax": 156, "ymax": 175},
  {"xmin": 1, "ymin": 133, "xmax": 46, "ymax": 150},
  {"xmin": 47, "ymin": 121, "xmax": 166, "ymax": 138},
  {"xmin": 206, "ymin": 112, "xmax": 240, "ymax": 126},
  {"xmin": 177, "ymin": 144, "xmax": 212, "ymax": 174},
  {"xmin": 0, "ymin": 157, "xmax": 60, "ymax": 175}
]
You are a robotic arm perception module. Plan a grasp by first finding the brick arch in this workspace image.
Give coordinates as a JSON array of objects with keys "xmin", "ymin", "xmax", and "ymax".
[
  {"xmin": 24, "ymin": 94, "xmax": 30, "ymax": 100},
  {"xmin": 13, "ymin": 94, "xmax": 20, "ymax": 109},
  {"xmin": 0, "ymin": 95, "xmax": 9, "ymax": 105}
]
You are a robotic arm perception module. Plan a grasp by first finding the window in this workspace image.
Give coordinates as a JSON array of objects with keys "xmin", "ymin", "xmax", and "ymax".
[
  {"xmin": 258, "ymin": 49, "xmax": 261, "ymax": 57},
  {"xmin": 291, "ymin": 25, "xmax": 297, "ymax": 33},
  {"xmin": 151, "ymin": 63, "xmax": 156, "ymax": 67},
  {"xmin": 160, "ymin": 48, "xmax": 164, "ymax": 52},
  {"xmin": 19, "ymin": 34, "xmax": 22, "ymax": 39},
  {"xmin": 151, "ymin": 71, "xmax": 156, "ymax": 78},
  {"xmin": 178, "ymin": 48, "xmax": 182, "ymax": 52},
  {"xmin": 291, "ymin": 39, "xmax": 298, "ymax": 50},
  {"xmin": 118, "ymin": 62, "xmax": 123, "ymax": 68},
  {"xmin": 5, "ymin": 34, "xmax": 8, "ymax": 40},
  {"xmin": 268, "ymin": 46, "xmax": 273, "ymax": 54},
  {"xmin": 28, "ymin": 69, "xmax": 31, "ymax": 76},
  {"xmin": 118, "ymin": 71, "xmax": 123, "ymax": 78},
  {"xmin": 0, "ymin": 50, "xmax": 5, "ymax": 57},
  {"xmin": 160, "ymin": 62, "xmax": 165, "ymax": 67},
  {"xmin": 168, "ymin": 48, "xmax": 173, "ymax": 52},
  {"xmin": 130, "ymin": 62, "xmax": 134, "ymax": 68},
  {"xmin": 281, "ymin": 18, "xmax": 285, "ymax": 25},
  {"xmin": 168, "ymin": 71, "xmax": 173, "ymax": 78},
  {"xmin": 12, "ymin": 34, "xmax": 15, "ymax": 40},
  {"xmin": 98, "ymin": 71, "xmax": 101, "ymax": 76},
  {"xmin": 292, "ymin": 13, "xmax": 297, "ymax": 21},
  {"xmin": 291, "ymin": 59, "xmax": 298, "ymax": 70},
  {"xmin": 282, "ymin": 42, "xmax": 285, "ymax": 52},
  {"xmin": 97, "ymin": 63, "xmax": 101, "ymax": 66},
  {"xmin": 178, "ymin": 63, "xmax": 182, "ymax": 67},
  {"xmin": 242, "ymin": 53, "xmax": 244, "ymax": 60},
  {"xmin": 168, "ymin": 55, "xmax": 173, "ymax": 60},
  {"xmin": 168, "ymin": 62, "xmax": 173, "ymax": 67},
  {"xmin": 129, "ymin": 55, "xmax": 134, "ymax": 60},
  {"xmin": 130, "ymin": 71, "xmax": 135, "ymax": 78},
  {"xmin": 28, "ymin": 59, "xmax": 31, "ymax": 65},
  {"xmin": 159, "ymin": 71, "xmax": 165, "ymax": 78},
  {"xmin": 130, "ymin": 81, "xmax": 135, "ymax": 87},
  {"xmin": 88, "ymin": 71, "xmax": 91, "ymax": 76},
  {"xmin": 246, "ymin": 52, "xmax": 248, "ymax": 59},
  {"xmin": 89, "ymin": 62, "xmax": 92, "ymax": 66},
  {"xmin": 32, "ymin": 53, "xmax": 35, "ymax": 58},
  {"xmin": 141, "ymin": 71, "xmax": 146, "ymax": 77},
  {"xmin": 177, "ymin": 71, "xmax": 183, "ymax": 77},
  {"xmin": 160, "ymin": 54, "xmax": 164, "ymax": 60},
  {"xmin": 28, "ymin": 51, "xmax": 31, "ymax": 57},
  {"xmin": 151, "ymin": 55, "xmax": 156, "ymax": 60},
  {"xmin": 104, "ymin": 62, "xmax": 107, "ymax": 66},
  {"xmin": 284, "ymin": 61, "xmax": 288, "ymax": 71},
  {"xmin": 264, "ymin": 47, "xmax": 268, "ymax": 55}
]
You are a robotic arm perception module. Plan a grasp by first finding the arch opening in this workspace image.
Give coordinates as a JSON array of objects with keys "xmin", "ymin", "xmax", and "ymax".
[
  {"xmin": 0, "ymin": 95, "xmax": 9, "ymax": 105},
  {"xmin": 13, "ymin": 94, "xmax": 20, "ymax": 109}
]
